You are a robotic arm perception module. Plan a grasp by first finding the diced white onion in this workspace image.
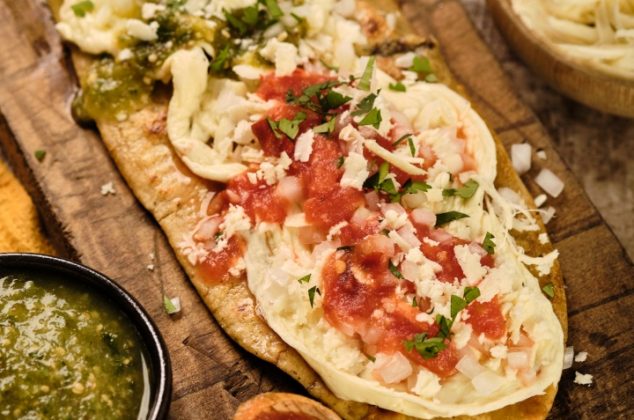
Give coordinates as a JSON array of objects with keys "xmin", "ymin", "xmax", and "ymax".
[
  {"xmin": 380, "ymin": 202, "xmax": 407, "ymax": 216},
  {"xmin": 400, "ymin": 261, "xmax": 419, "ymax": 282},
  {"xmin": 511, "ymin": 143, "xmax": 532, "ymax": 175},
  {"xmin": 351, "ymin": 207, "xmax": 372, "ymax": 225},
  {"xmin": 276, "ymin": 176, "xmax": 303, "ymax": 203},
  {"xmin": 472, "ymin": 371, "xmax": 505, "ymax": 396},
  {"xmin": 535, "ymin": 168, "xmax": 565, "ymax": 198},
  {"xmin": 507, "ymin": 351, "xmax": 529, "ymax": 369},
  {"xmin": 193, "ymin": 216, "xmax": 221, "ymax": 241},
  {"xmin": 541, "ymin": 206, "xmax": 556, "ymax": 224},
  {"xmin": 397, "ymin": 224, "xmax": 422, "ymax": 248},
  {"xmin": 365, "ymin": 191, "xmax": 380, "ymax": 211},
  {"xmin": 534, "ymin": 193, "xmax": 547, "ymax": 207},
  {"xmin": 411, "ymin": 208, "xmax": 436, "ymax": 227},
  {"xmin": 456, "ymin": 353, "xmax": 484, "ymax": 379},
  {"xmin": 498, "ymin": 187, "xmax": 523, "ymax": 205},
  {"xmin": 563, "ymin": 346, "xmax": 575, "ymax": 369},
  {"xmin": 429, "ymin": 229, "xmax": 453, "ymax": 244},
  {"xmin": 373, "ymin": 352, "xmax": 413, "ymax": 384}
]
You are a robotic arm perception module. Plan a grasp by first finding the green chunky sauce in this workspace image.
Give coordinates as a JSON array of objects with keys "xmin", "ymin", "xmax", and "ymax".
[{"xmin": 0, "ymin": 273, "xmax": 150, "ymax": 419}]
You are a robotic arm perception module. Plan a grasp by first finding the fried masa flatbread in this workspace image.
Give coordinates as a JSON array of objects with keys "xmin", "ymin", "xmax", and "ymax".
[{"xmin": 51, "ymin": 1, "xmax": 567, "ymax": 418}]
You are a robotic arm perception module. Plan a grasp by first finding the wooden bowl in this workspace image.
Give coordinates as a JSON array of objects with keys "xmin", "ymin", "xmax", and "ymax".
[{"xmin": 487, "ymin": 0, "xmax": 634, "ymax": 118}]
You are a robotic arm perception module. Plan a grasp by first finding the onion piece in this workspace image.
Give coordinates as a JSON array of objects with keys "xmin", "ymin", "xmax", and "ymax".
[
  {"xmin": 456, "ymin": 352, "xmax": 485, "ymax": 379},
  {"xmin": 276, "ymin": 176, "xmax": 303, "ymax": 203},
  {"xmin": 365, "ymin": 190, "xmax": 380, "ymax": 211},
  {"xmin": 373, "ymin": 352, "xmax": 413, "ymax": 384},
  {"xmin": 411, "ymin": 208, "xmax": 436, "ymax": 227},
  {"xmin": 563, "ymin": 346, "xmax": 575, "ymax": 370},
  {"xmin": 535, "ymin": 168, "xmax": 565, "ymax": 198},
  {"xmin": 534, "ymin": 193, "xmax": 547, "ymax": 207},
  {"xmin": 541, "ymin": 206, "xmax": 556, "ymax": 224},
  {"xmin": 472, "ymin": 371, "xmax": 505, "ymax": 396},
  {"xmin": 511, "ymin": 143, "xmax": 532, "ymax": 175},
  {"xmin": 507, "ymin": 352, "xmax": 530, "ymax": 370}
]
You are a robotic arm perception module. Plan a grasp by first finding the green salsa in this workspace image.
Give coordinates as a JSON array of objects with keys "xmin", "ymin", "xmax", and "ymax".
[{"xmin": 0, "ymin": 272, "xmax": 150, "ymax": 419}]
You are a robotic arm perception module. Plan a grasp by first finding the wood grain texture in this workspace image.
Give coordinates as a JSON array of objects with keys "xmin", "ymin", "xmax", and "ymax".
[{"xmin": 0, "ymin": 1, "xmax": 631, "ymax": 419}]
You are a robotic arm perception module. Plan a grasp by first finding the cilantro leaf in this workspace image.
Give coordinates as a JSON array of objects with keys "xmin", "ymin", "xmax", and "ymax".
[
  {"xmin": 450, "ymin": 295, "xmax": 467, "ymax": 318},
  {"xmin": 378, "ymin": 162, "xmax": 389, "ymax": 184},
  {"xmin": 412, "ymin": 296, "xmax": 418, "ymax": 307},
  {"xmin": 463, "ymin": 286, "xmax": 481, "ymax": 304},
  {"xmin": 436, "ymin": 314, "xmax": 453, "ymax": 338},
  {"xmin": 352, "ymin": 93, "xmax": 377, "ymax": 116},
  {"xmin": 358, "ymin": 108, "xmax": 382, "ymax": 129},
  {"xmin": 388, "ymin": 260, "xmax": 403, "ymax": 279},
  {"xmin": 313, "ymin": 118, "xmax": 336, "ymax": 134},
  {"xmin": 267, "ymin": 118, "xmax": 282, "ymax": 139},
  {"xmin": 263, "ymin": 0, "xmax": 283, "ymax": 19},
  {"xmin": 403, "ymin": 179, "xmax": 431, "ymax": 194},
  {"xmin": 163, "ymin": 295, "xmax": 180, "ymax": 315},
  {"xmin": 298, "ymin": 274, "xmax": 311, "ymax": 284},
  {"xmin": 308, "ymin": 286, "xmax": 321, "ymax": 307},
  {"xmin": 425, "ymin": 73, "xmax": 438, "ymax": 83},
  {"xmin": 336, "ymin": 156, "xmax": 345, "ymax": 168},
  {"xmin": 411, "ymin": 56, "xmax": 432, "ymax": 74},
  {"xmin": 275, "ymin": 112, "xmax": 306, "ymax": 139},
  {"xmin": 435, "ymin": 211, "xmax": 469, "ymax": 227},
  {"xmin": 403, "ymin": 333, "xmax": 447, "ymax": 359},
  {"xmin": 324, "ymin": 90, "xmax": 351, "ymax": 110},
  {"xmin": 210, "ymin": 45, "xmax": 234, "ymax": 74},
  {"xmin": 358, "ymin": 56, "xmax": 376, "ymax": 91},
  {"xmin": 34, "ymin": 150, "xmax": 46, "ymax": 162},
  {"xmin": 393, "ymin": 133, "xmax": 411, "ymax": 147},
  {"xmin": 408, "ymin": 136, "xmax": 416, "ymax": 157},
  {"xmin": 71, "ymin": 0, "xmax": 94, "ymax": 17},
  {"xmin": 444, "ymin": 179, "xmax": 479, "ymax": 199},
  {"xmin": 542, "ymin": 283, "xmax": 555, "ymax": 299},
  {"xmin": 482, "ymin": 232, "xmax": 495, "ymax": 255},
  {"xmin": 224, "ymin": 9, "xmax": 248, "ymax": 35},
  {"xmin": 389, "ymin": 81, "xmax": 406, "ymax": 92}
]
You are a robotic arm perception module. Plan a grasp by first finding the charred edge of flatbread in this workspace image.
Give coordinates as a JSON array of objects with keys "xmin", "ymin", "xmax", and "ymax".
[
  {"xmin": 58, "ymin": 6, "xmax": 566, "ymax": 420},
  {"xmin": 234, "ymin": 392, "xmax": 341, "ymax": 420}
]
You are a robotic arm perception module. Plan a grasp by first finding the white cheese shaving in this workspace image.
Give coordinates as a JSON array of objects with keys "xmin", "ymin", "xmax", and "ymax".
[
  {"xmin": 340, "ymin": 152, "xmax": 369, "ymax": 190},
  {"xmin": 574, "ymin": 351, "xmax": 588, "ymax": 362},
  {"xmin": 126, "ymin": 19, "xmax": 158, "ymax": 42},
  {"xmin": 294, "ymin": 129, "xmax": 315, "ymax": 163},
  {"xmin": 454, "ymin": 244, "xmax": 487, "ymax": 285},
  {"xmin": 574, "ymin": 371, "xmax": 593, "ymax": 386},
  {"xmin": 100, "ymin": 182, "xmax": 116, "ymax": 196},
  {"xmin": 259, "ymin": 38, "xmax": 300, "ymax": 77}
]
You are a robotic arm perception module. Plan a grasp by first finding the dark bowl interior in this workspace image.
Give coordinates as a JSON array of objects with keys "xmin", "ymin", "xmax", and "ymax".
[{"xmin": 0, "ymin": 253, "xmax": 172, "ymax": 419}]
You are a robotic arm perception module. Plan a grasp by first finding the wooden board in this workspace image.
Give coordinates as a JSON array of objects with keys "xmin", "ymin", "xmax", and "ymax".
[{"xmin": 0, "ymin": 0, "xmax": 632, "ymax": 418}]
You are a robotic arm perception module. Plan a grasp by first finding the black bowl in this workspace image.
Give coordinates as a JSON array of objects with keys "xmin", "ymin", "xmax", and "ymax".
[{"xmin": 0, "ymin": 253, "xmax": 172, "ymax": 419}]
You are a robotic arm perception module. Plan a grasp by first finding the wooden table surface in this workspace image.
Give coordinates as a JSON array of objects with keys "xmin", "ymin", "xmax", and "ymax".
[{"xmin": 0, "ymin": 0, "xmax": 632, "ymax": 419}]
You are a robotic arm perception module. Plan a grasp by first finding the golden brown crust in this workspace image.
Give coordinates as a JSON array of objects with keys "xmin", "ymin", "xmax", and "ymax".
[
  {"xmin": 234, "ymin": 392, "xmax": 341, "ymax": 420},
  {"xmin": 58, "ymin": 2, "xmax": 567, "ymax": 419}
]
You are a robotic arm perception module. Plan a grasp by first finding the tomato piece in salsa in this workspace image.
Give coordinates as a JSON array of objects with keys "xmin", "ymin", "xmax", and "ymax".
[
  {"xmin": 257, "ymin": 69, "xmax": 331, "ymax": 102},
  {"xmin": 198, "ymin": 236, "xmax": 244, "ymax": 283},
  {"xmin": 466, "ymin": 298, "xmax": 506, "ymax": 340},
  {"xmin": 227, "ymin": 173, "xmax": 289, "ymax": 224}
]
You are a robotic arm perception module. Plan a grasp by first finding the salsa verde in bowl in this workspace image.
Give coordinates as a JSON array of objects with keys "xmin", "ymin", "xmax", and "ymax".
[{"xmin": 0, "ymin": 253, "xmax": 171, "ymax": 419}]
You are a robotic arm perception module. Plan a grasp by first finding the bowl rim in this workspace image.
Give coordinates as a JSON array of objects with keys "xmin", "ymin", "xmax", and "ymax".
[{"xmin": 0, "ymin": 252, "xmax": 172, "ymax": 419}]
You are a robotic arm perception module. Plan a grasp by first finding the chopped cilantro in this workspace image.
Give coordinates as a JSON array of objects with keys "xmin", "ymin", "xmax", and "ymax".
[
  {"xmin": 443, "ymin": 179, "xmax": 479, "ymax": 199},
  {"xmin": 324, "ymin": 90, "xmax": 351, "ymax": 110},
  {"xmin": 34, "ymin": 150, "xmax": 46, "ymax": 162},
  {"xmin": 425, "ymin": 73, "xmax": 438, "ymax": 83},
  {"xmin": 389, "ymin": 81, "xmax": 406, "ymax": 92},
  {"xmin": 380, "ymin": 178, "xmax": 398, "ymax": 195},
  {"xmin": 407, "ymin": 137, "xmax": 416, "ymax": 157},
  {"xmin": 393, "ymin": 133, "xmax": 411, "ymax": 147},
  {"xmin": 435, "ymin": 211, "xmax": 469, "ymax": 227},
  {"xmin": 402, "ymin": 179, "xmax": 431, "ymax": 194},
  {"xmin": 436, "ymin": 314, "xmax": 452, "ymax": 338},
  {"xmin": 411, "ymin": 56, "xmax": 432, "ymax": 74},
  {"xmin": 210, "ymin": 45, "xmax": 233, "ymax": 74},
  {"xmin": 336, "ymin": 155, "xmax": 345, "ymax": 168},
  {"xmin": 388, "ymin": 260, "xmax": 403, "ymax": 279},
  {"xmin": 298, "ymin": 274, "xmax": 311, "ymax": 284},
  {"xmin": 337, "ymin": 245, "xmax": 353, "ymax": 252},
  {"xmin": 403, "ymin": 333, "xmax": 446, "ymax": 359},
  {"xmin": 358, "ymin": 108, "xmax": 382, "ymax": 129},
  {"xmin": 313, "ymin": 117, "xmax": 336, "ymax": 134},
  {"xmin": 269, "ymin": 112, "xmax": 306, "ymax": 140},
  {"xmin": 450, "ymin": 295, "xmax": 467, "ymax": 318},
  {"xmin": 71, "ymin": 0, "xmax": 94, "ymax": 17},
  {"xmin": 263, "ymin": 0, "xmax": 283, "ymax": 19},
  {"xmin": 351, "ymin": 93, "xmax": 377, "ymax": 116},
  {"xmin": 357, "ymin": 56, "xmax": 376, "ymax": 91},
  {"xmin": 223, "ymin": 9, "xmax": 248, "ymax": 34},
  {"xmin": 482, "ymin": 232, "xmax": 495, "ymax": 255},
  {"xmin": 367, "ymin": 354, "xmax": 376, "ymax": 362},
  {"xmin": 412, "ymin": 297, "xmax": 418, "ymax": 307},
  {"xmin": 542, "ymin": 283, "xmax": 555, "ymax": 299},
  {"xmin": 463, "ymin": 286, "xmax": 481, "ymax": 304},
  {"xmin": 308, "ymin": 286, "xmax": 321, "ymax": 307},
  {"xmin": 378, "ymin": 162, "xmax": 389, "ymax": 183}
]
